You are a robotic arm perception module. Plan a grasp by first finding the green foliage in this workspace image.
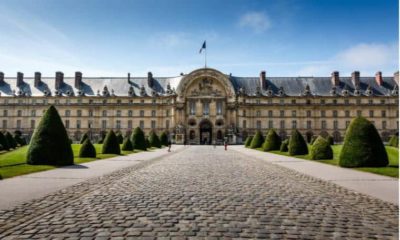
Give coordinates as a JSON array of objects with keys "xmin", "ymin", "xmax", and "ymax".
[
  {"xmin": 244, "ymin": 136, "xmax": 253, "ymax": 147},
  {"xmin": 288, "ymin": 129, "xmax": 308, "ymax": 156},
  {"xmin": 388, "ymin": 135, "xmax": 399, "ymax": 148},
  {"xmin": 310, "ymin": 136, "xmax": 318, "ymax": 145},
  {"xmin": 79, "ymin": 139, "xmax": 96, "ymax": 158},
  {"xmin": 326, "ymin": 135, "xmax": 334, "ymax": 145},
  {"xmin": 121, "ymin": 137, "xmax": 133, "ymax": 151},
  {"xmin": 250, "ymin": 131, "xmax": 264, "ymax": 149},
  {"xmin": 102, "ymin": 130, "xmax": 121, "ymax": 155},
  {"xmin": 310, "ymin": 136, "xmax": 333, "ymax": 160},
  {"xmin": 130, "ymin": 127, "xmax": 147, "ymax": 151},
  {"xmin": 339, "ymin": 117, "xmax": 388, "ymax": 167},
  {"xmin": 5, "ymin": 132, "xmax": 17, "ymax": 149},
  {"xmin": 14, "ymin": 134, "xmax": 26, "ymax": 146},
  {"xmin": 116, "ymin": 132, "xmax": 124, "ymax": 144},
  {"xmin": 145, "ymin": 136, "xmax": 150, "ymax": 149},
  {"xmin": 0, "ymin": 132, "xmax": 9, "ymax": 151},
  {"xmin": 262, "ymin": 129, "xmax": 282, "ymax": 151},
  {"xmin": 27, "ymin": 105, "xmax": 74, "ymax": 165},
  {"xmin": 149, "ymin": 131, "xmax": 161, "ymax": 148},
  {"xmin": 80, "ymin": 132, "xmax": 89, "ymax": 144},
  {"xmin": 280, "ymin": 139, "xmax": 289, "ymax": 152},
  {"xmin": 160, "ymin": 131, "xmax": 168, "ymax": 146}
]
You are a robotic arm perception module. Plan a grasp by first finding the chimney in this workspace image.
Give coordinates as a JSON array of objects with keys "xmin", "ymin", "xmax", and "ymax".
[
  {"xmin": 34, "ymin": 72, "xmax": 41, "ymax": 87},
  {"xmin": 147, "ymin": 71, "xmax": 154, "ymax": 88},
  {"xmin": 55, "ymin": 71, "xmax": 64, "ymax": 90},
  {"xmin": 394, "ymin": 71, "xmax": 399, "ymax": 85},
  {"xmin": 351, "ymin": 71, "xmax": 360, "ymax": 87},
  {"xmin": 331, "ymin": 71, "xmax": 340, "ymax": 86},
  {"xmin": 75, "ymin": 71, "xmax": 82, "ymax": 89},
  {"xmin": 0, "ymin": 72, "xmax": 4, "ymax": 85},
  {"xmin": 259, "ymin": 71, "xmax": 267, "ymax": 89},
  {"xmin": 375, "ymin": 71, "xmax": 383, "ymax": 86},
  {"xmin": 17, "ymin": 72, "xmax": 24, "ymax": 87},
  {"xmin": 128, "ymin": 72, "xmax": 131, "ymax": 82}
]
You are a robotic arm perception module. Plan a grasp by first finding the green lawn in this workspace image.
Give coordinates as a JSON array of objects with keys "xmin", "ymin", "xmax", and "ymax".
[
  {"xmin": 0, "ymin": 144, "xmax": 154, "ymax": 179},
  {"xmin": 259, "ymin": 145, "xmax": 399, "ymax": 178}
]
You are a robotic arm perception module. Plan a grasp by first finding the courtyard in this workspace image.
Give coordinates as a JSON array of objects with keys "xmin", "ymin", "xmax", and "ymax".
[{"xmin": 0, "ymin": 146, "xmax": 398, "ymax": 239}]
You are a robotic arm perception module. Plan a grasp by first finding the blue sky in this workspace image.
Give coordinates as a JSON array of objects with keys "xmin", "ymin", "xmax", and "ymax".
[{"xmin": 0, "ymin": 0, "xmax": 398, "ymax": 77}]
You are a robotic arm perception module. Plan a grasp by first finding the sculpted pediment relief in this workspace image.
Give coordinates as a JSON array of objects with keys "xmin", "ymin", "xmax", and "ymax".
[{"xmin": 189, "ymin": 78, "xmax": 223, "ymax": 97}]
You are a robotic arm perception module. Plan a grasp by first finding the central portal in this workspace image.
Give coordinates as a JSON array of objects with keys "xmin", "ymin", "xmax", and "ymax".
[{"xmin": 199, "ymin": 119, "xmax": 212, "ymax": 145}]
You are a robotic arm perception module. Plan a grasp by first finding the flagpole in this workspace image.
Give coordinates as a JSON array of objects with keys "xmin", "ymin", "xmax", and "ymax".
[{"xmin": 205, "ymin": 46, "xmax": 207, "ymax": 68}]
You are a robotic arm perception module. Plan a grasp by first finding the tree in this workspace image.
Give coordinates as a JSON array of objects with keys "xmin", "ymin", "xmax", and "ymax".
[
  {"xmin": 262, "ymin": 129, "xmax": 282, "ymax": 151},
  {"xmin": 0, "ymin": 132, "xmax": 10, "ymax": 150},
  {"xmin": 250, "ymin": 131, "xmax": 264, "ymax": 149},
  {"xmin": 130, "ymin": 127, "xmax": 147, "ymax": 151},
  {"xmin": 116, "ymin": 132, "xmax": 124, "ymax": 144},
  {"xmin": 288, "ymin": 129, "xmax": 308, "ymax": 156},
  {"xmin": 339, "ymin": 117, "xmax": 388, "ymax": 167},
  {"xmin": 280, "ymin": 139, "xmax": 289, "ymax": 152},
  {"xmin": 80, "ymin": 132, "xmax": 89, "ymax": 144},
  {"xmin": 310, "ymin": 136, "xmax": 333, "ymax": 160},
  {"xmin": 121, "ymin": 137, "xmax": 133, "ymax": 151},
  {"xmin": 149, "ymin": 131, "xmax": 161, "ymax": 148},
  {"xmin": 244, "ymin": 136, "xmax": 253, "ymax": 148},
  {"xmin": 160, "ymin": 131, "xmax": 169, "ymax": 146},
  {"xmin": 27, "ymin": 105, "xmax": 74, "ymax": 165},
  {"xmin": 5, "ymin": 132, "xmax": 17, "ymax": 149},
  {"xmin": 79, "ymin": 139, "xmax": 96, "ymax": 158},
  {"xmin": 326, "ymin": 135, "xmax": 334, "ymax": 145},
  {"xmin": 102, "ymin": 130, "xmax": 121, "ymax": 154}
]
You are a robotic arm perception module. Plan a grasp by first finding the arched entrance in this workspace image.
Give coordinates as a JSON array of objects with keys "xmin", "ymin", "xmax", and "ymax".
[{"xmin": 199, "ymin": 119, "xmax": 212, "ymax": 145}]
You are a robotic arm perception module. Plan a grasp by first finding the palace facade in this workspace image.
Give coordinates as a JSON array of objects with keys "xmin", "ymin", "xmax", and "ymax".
[{"xmin": 0, "ymin": 68, "xmax": 398, "ymax": 144}]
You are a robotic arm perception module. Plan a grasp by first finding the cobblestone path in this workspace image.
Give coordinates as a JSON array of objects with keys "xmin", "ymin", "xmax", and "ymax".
[{"xmin": 0, "ymin": 146, "xmax": 398, "ymax": 239}]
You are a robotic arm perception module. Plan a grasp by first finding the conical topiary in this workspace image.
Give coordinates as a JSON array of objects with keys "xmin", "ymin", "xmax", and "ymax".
[
  {"xmin": 131, "ymin": 127, "xmax": 147, "ymax": 151},
  {"xmin": 149, "ymin": 131, "xmax": 161, "ymax": 148},
  {"xmin": 244, "ymin": 136, "xmax": 253, "ymax": 148},
  {"xmin": 102, "ymin": 130, "xmax": 121, "ymax": 154},
  {"xmin": 145, "ymin": 136, "xmax": 151, "ymax": 149},
  {"xmin": 27, "ymin": 105, "xmax": 74, "ymax": 165},
  {"xmin": 79, "ymin": 139, "xmax": 96, "ymax": 158},
  {"xmin": 388, "ymin": 135, "xmax": 399, "ymax": 148},
  {"xmin": 160, "ymin": 131, "xmax": 168, "ymax": 146},
  {"xmin": 339, "ymin": 117, "xmax": 388, "ymax": 167},
  {"xmin": 116, "ymin": 132, "xmax": 124, "ymax": 144},
  {"xmin": 262, "ymin": 129, "xmax": 282, "ymax": 151},
  {"xmin": 5, "ymin": 132, "xmax": 17, "ymax": 149},
  {"xmin": 250, "ymin": 131, "xmax": 264, "ymax": 149},
  {"xmin": 121, "ymin": 137, "xmax": 133, "ymax": 151},
  {"xmin": 80, "ymin": 132, "xmax": 89, "ymax": 144},
  {"xmin": 310, "ymin": 135, "xmax": 318, "ymax": 145},
  {"xmin": 288, "ymin": 129, "xmax": 308, "ymax": 156},
  {"xmin": 0, "ymin": 132, "xmax": 9, "ymax": 151},
  {"xmin": 326, "ymin": 135, "xmax": 334, "ymax": 145},
  {"xmin": 280, "ymin": 139, "xmax": 289, "ymax": 152},
  {"xmin": 310, "ymin": 136, "xmax": 333, "ymax": 160}
]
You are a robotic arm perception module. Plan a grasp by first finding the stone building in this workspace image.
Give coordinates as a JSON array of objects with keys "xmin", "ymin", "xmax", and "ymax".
[{"xmin": 0, "ymin": 68, "xmax": 398, "ymax": 144}]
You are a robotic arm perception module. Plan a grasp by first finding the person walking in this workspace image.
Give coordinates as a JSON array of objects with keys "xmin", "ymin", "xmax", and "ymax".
[
  {"xmin": 168, "ymin": 139, "xmax": 172, "ymax": 152},
  {"xmin": 224, "ymin": 140, "xmax": 227, "ymax": 151}
]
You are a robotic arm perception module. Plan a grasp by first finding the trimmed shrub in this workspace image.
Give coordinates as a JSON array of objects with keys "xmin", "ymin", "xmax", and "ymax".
[
  {"xmin": 160, "ymin": 131, "xmax": 168, "ymax": 146},
  {"xmin": 145, "ymin": 136, "xmax": 150, "ymax": 149},
  {"xmin": 79, "ymin": 139, "xmax": 96, "ymax": 158},
  {"xmin": 326, "ymin": 135, "xmax": 334, "ymax": 145},
  {"xmin": 310, "ymin": 135, "xmax": 318, "ymax": 145},
  {"xmin": 80, "ymin": 132, "xmax": 89, "ymax": 144},
  {"xmin": 262, "ymin": 129, "xmax": 282, "ymax": 151},
  {"xmin": 339, "ymin": 117, "xmax": 388, "ymax": 167},
  {"xmin": 121, "ymin": 137, "xmax": 133, "ymax": 151},
  {"xmin": 116, "ymin": 132, "xmax": 124, "ymax": 144},
  {"xmin": 310, "ymin": 136, "xmax": 333, "ymax": 160},
  {"xmin": 244, "ymin": 136, "xmax": 253, "ymax": 147},
  {"xmin": 27, "ymin": 105, "xmax": 74, "ymax": 165},
  {"xmin": 14, "ymin": 134, "xmax": 26, "ymax": 146},
  {"xmin": 102, "ymin": 130, "xmax": 121, "ymax": 155},
  {"xmin": 5, "ymin": 132, "xmax": 17, "ymax": 149},
  {"xmin": 130, "ymin": 127, "xmax": 147, "ymax": 151},
  {"xmin": 149, "ymin": 131, "xmax": 161, "ymax": 148},
  {"xmin": 250, "ymin": 131, "xmax": 264, "ymax": 149},
  {"xmin": 288, "ymin": 129, "xmax": 308, "ymax": 156},
  {"xmin": 280, "ymin": 139, "xmax": 289, "ymax": 152},
  {"xmin": 388, "ymin": 135, "xmax": 399, "ymax": 148}
]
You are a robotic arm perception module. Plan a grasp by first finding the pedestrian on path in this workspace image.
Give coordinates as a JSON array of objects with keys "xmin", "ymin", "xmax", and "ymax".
[
  {"xmin": 224, "ymin": 141, "xmax": 227, "ymax": 151},
  {"xmin": 168, "ymin": 140, "xmax": 172, "ymax": 152}
]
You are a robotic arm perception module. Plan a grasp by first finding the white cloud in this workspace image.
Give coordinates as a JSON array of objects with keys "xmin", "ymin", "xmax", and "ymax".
[{"xmin": 238, "ymin": 12, "xmax": 271, "ymax": 33}]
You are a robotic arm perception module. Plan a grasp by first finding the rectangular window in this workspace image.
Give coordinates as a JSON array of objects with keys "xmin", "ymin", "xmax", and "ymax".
[
  {"xmin": 116, "ymin": 120, "xmax": 121, "ymax": 129},
  {"xmin": 243, "ymin": 120, "xmax": 247, "ymax": 128},
  {"xmin": 268, "ymin": 110, "xmax": 273, "ymax": 117},
  {"xmin": 280, "ymin": 110, "xmax": 284, "ymax": 117},
  {"xmin": 102, "ymin": 110, "xmax": 107, "ymax": 117},
  {"xmin": 333, "ymin": 120, "xmax": 338, "ymax": 129},
  {"xmin": 291, "ymin": 110, "xmax": 296, "ymax": 117},
  {"xmin": 65, "ymin": 110, "xmax": 71, "ymax": 117},
  {"xmin": 243, "ymin": 110, "xmax": 246, "ymax": 117},
  {"xmin": 217, "ymin": 101, "xmax": 222, "ymax": 115},
  {"xmin": 166, "ymin": 110, "xmax": 170, "ymax": 117},
  {"xmin": 291, "ymin": 99, "xmax": 296, "ymax": 104},
  {"xmin": 76, "ymin": 120, "xmax": 81, "ymax": 129},
  {"xmin": 344, "ymin": 99, "xmax": 349, "ymax": 105},
  {"xmin": 256, "ymin": 120, "xmax": 261, "ymax": 129},
  {"xmin": 306, "ymin": 111, "xmax": 311, "ymax": 117},
  {"xmin": 166, "ymin": 120, "xmax": 170, "ymax": 129},
  {"xmin": 128, "ymin": 110, "xmax": 133, "ymax": 117},
  {"xmin": 151, "ymin": 110, "xmax": 156, "ymax": 117},
  {"xmin": 256, "ymin": 111, "xmax": 261, "ymax": 117},
  {"xmin": 140, "ymin": 110, "xmax": 145, "ymax": 117},
  {"xmin": 116, "ymin": 110, "xmax": 121, "ymax": 117},
  {"xmin": 101, "ymin": 120, "xmax": 107, "ymax": 129},
  {"xmin": 88, "ymin": 120, "xmax": 93, "ymax": 129},
  {"xmin": 292, "ymin": 120, "xmax": 297, "ymax": 129},
  {"xmin": 17, "ymin": 120, "xmax": 21, "ymax": 129},
  {"xmin": 17, "ymin": 110, "xmax": 22, "ymax": 117},
  {"xmin": 333, "ymin": 110, "xmax": 338, "ymax": 118},
  {"xmin": 77, "ymin": 110, "xmax": 82, "ymax": 117},
  {"xmin": 2, "ymin": 120, "xmax": 6, "ymax": 129},
  {"xmin": 268, "ymin": 120, "xmax": 273, "ymax": 129},
  {"xmin": 89, "ymin": 110, "xmax": 93, "ymax": 117},
  {"xmin": 381, "ymin": 110, "xmax": 386, "ymax": 117},
  {"xmin": 321, "ymin": 120, "xmax": 327, "ymax": 130},
  {"xmin": 321, "ymin": 99, "xmax": 325, "ymax": 104},
  {"xmin": 203, "ymin": 101, "xmax": 210, "ymax": 115},
  {"xmin": 31, "ymin": 110, "xmax": 36, "ymax": 117},
  {"xmin": 190, "ymin": 101, "xmax": 196, "ymax": 115},
  {"xmin": 307, "ymin": 120, "xmax": 312, "ymax": 129},
  {"xmin": 3, "ymin": 110, "xmax": 7, "ymax": 117},
  {"xmin": 369, "ymin": 110, "xmax": 374, "ymax": 117},
  {"xmin": 31, "ymin": 120, "xmax": 35, "ymax": 129},
  {"xmin": 321, "ymin": 111, "xmax": 326, "ymax": 117},
  {"xmin": 357, "ymin": 110, "xmax": 362, "ymax": 117},
  {"xmin": 382, "ymin": 121, "xmax": 387, "ymax": 130},
  {"xmin": 140, "ymin": 120, "xmax": 144, "ymax": 129},
  {"xmin": 65, "ymin": 120, "xmax": 70, "ymax": 129},
  {"xmin": 128, "ymin": 120, "xmax": 132, "ymax": 129},
  {"xmin": 345, "ymin": 110, "xmax": 350, "ymax": 117},
  {"xmin": 280, "ymin": 120, "xmax": 285, "ymax": 129}
]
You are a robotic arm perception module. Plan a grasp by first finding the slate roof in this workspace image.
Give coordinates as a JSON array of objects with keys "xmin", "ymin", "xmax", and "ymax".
[{"xmin": 0, "ymin": 72, "xmax": 398, "ymax": 97}]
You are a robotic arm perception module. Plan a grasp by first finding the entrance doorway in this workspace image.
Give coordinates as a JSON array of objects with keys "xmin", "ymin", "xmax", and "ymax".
[{"xmin": 199, "ymin": 119, "xmax": 212, "ymax": 145}]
